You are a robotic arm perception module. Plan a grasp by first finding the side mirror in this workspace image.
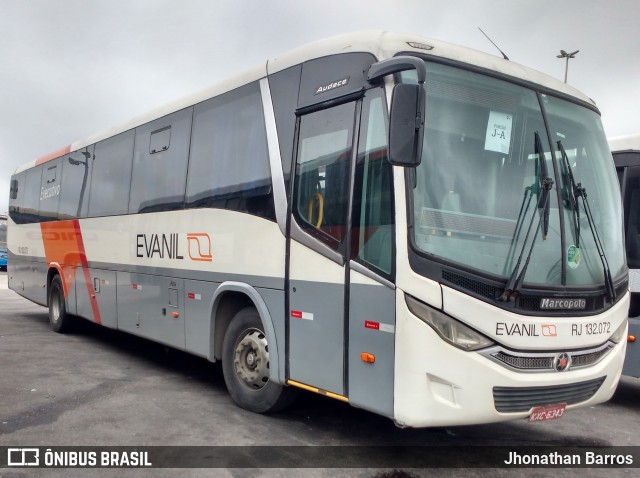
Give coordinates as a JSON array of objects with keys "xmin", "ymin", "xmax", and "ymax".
[{"xmin": 388, "ymin": 83, "xmax": 425, "ymax": 167}]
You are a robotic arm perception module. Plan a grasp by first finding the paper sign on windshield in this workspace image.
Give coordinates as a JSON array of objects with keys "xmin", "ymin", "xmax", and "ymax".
[{"xmin": 485, "ymin": 111, "xmax": 512, "ymax": 154}]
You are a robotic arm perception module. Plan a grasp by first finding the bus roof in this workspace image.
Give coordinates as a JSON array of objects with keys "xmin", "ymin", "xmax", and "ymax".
[
  {"xmin": 15, "ymin": 30, "xmax": 596, "ymax": 174},
  {"xmin": 609, "ymin": 133, "xmax": 640, "ymax": 153}
]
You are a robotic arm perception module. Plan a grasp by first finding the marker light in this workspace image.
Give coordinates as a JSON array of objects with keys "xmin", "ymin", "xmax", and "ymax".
[
  {"xmin": 405, "ymin": 295, "xmax": 494, "ymax": 351},
  {"xmin": 629, "ymin": 335, "xmax": 637, "ymax": 343},
  {"xmin": 407, "ymin": 41, "xmax": 434, "ymax": 51},
  {"xmin": 360, "ymin": 353, "xmax": 375, "ymax": 364}
]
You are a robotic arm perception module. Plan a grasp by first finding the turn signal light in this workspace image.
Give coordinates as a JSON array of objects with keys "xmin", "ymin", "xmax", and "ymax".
[
  {"xmin": 360, "ymin": 352, "xmax": 375, "ymax": 364},
  {"xmin": 629, "ymin": 335, "xmax": 637, "ymax": 343},
  {"xmin": 172, "ymin": 312, "xmax": 180, "ymax": 319}
]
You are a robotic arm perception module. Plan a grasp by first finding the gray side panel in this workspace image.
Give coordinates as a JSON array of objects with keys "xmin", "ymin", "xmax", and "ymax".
[
  {"xmin": 623, "ymin": 316, "xmax": 640, "ymax": 377},
  {"xmin": 7, "ymin": 258, "xmax": 26, "ymax": 293},
  {"xmin": 117, "ymin": 272, "xmax": 186, "ymax": 350},
  {"xmin": 16, "ymin": 260, "xmax": 48, "ymax": 306},
  {"xmin": 76, "ymin": 268, "xmax": 117, "ymax": 329},
  {"xmin": 348, "ymin": 281, "xmax": 395, "ymax": 418},
  {"xmin": 289, "ymin": 279, "xmax": 344, "ymax": 394},
  {"xmin": 184, "ymin": 279, "xmax": 220, "ymax": 358},
  {"xmin": 85, "ymin": 260, "xmax": 284, "ymax": 291}
]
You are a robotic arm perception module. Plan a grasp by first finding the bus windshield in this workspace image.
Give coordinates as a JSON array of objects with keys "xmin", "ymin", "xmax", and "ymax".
[{"xmin": 407, "ymin": 61, "xmax": 625, "ymax": 287}]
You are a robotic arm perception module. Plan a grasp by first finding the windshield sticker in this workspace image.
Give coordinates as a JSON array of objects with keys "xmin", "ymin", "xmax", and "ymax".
[
  {"xmin": 567, "ymin": 245, "xmax": 581, "ymax": 270},
  {"xmin": 484, "ymin": 111, "xmax": 512, "ymax": 154}
]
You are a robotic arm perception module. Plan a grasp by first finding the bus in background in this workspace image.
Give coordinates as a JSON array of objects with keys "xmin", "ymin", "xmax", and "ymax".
[
  {"xmin": 7, "ymin": 31, "xmax": 629, "ymax": 427},
  {"xmin": 610, "ymin": 134, "xmax": 640, "ymax": 378},
  {"xmin": 0, "ymin": 214, "xmax": 7, "ymax": 270}
]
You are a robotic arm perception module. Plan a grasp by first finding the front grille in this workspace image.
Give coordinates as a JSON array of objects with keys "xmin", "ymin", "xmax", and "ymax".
[
  {"xmin": 493, "ymin": 377, "xmax": 606, "ymax": 413},
  {"xmin": 490, "ymin": 344, "xmax": 613, "ymax": 372},
  {"xmin": 493, "ymin": 352, "xmax": 553, "ymax": 371},
  {"xmin": 571, "ymin": 346, "xmax": 614, "ymax": 368}
]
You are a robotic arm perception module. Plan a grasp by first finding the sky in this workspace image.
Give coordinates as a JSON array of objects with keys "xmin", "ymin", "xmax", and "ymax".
[{"xmin": 1, "ymin": 0, "xmax": 639, "ymax": 214}]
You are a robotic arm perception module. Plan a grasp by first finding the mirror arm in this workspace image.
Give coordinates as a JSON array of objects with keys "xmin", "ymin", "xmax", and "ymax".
[{"xmin": 368, "ymin": 56, "xmax": 426, "ymax": 84}]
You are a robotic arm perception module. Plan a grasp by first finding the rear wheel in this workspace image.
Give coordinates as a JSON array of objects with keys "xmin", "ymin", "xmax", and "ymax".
[
  {"xmin": 48, "ymin": 275, "xmax": 74, "ymax": 333},
  {"xmin": 222, "ymin": 307, "xmax": 296, "ymax": 413}
]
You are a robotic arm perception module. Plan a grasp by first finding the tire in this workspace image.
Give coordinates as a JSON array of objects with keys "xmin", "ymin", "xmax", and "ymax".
[
  {"xmin": 48, "ymin": 275, "xmax": 74, "ymax": 333},
  {"xmin": 222, "ymin": 307, "xmax": 296, "ymax": 413}
]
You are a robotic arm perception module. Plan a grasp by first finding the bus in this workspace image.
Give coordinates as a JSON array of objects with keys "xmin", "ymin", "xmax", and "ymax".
[
  {"xmin": 7, "ymin": 31, "xmax": 629, "ymax": 427},
  {"xmin": 0, "ymin": 214, "xmax": 7, "ymax": 270},
  {"xmin": 610, "ymin": 134, "xmax": 640, "ymax": 378}
]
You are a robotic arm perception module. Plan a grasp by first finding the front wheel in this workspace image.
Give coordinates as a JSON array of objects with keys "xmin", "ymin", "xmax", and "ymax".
[
  {"xmin": 222, "ymin": 307, "xmax": 296, "ymax": 413},
  {"xmin": 48, "ymin": 275, "xmax": 74, "ymax": 333}
]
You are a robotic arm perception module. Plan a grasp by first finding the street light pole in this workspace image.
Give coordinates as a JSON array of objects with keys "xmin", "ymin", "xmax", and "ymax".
[{"xmin": 557, "ymin": 49, "xmax": 579, "ymax": 83}]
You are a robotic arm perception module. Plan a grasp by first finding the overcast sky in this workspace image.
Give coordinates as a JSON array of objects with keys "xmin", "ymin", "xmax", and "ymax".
[{"xmin": 1, "ymin": 0, "xmax": 639, "ymax": 214}]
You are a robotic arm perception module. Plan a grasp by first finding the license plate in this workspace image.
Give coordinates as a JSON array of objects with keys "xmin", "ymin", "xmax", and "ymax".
[{"xmin": 528, "ymin": 403, "xmax": 567, "ymax": 422}]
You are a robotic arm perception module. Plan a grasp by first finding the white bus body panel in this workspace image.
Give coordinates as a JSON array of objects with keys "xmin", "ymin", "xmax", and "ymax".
[
  {"xmin": 393, "ymin": 289, "xmax": 627, "ymax": 427},
  {"xmin": 442, "ymin": 286, "xmax": 629, "ymax": 350}
]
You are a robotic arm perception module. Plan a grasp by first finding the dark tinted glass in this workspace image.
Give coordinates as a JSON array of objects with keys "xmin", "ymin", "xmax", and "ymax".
[
  {"xmin": 88, "ymin": 130, "xmax": 134, "ymax": 217},
  {"xmin": 38, "ymin": 161, "xmax": 61, "ymax": 222},
  {"xmin": 186, "ymin": 82, "xmax": 274, "ymax": 220},
  {"xmin": 59, "ymin": 148, "xmax": 93, "ymax": 219},
  {"xmin": 129, "ymin": 108, "xmax": 192, "ymax": 213}
]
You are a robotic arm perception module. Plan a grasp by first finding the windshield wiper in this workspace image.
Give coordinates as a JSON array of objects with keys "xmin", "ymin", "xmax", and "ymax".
[
  {"xmin": 500, "ymin": 132, "xmax": 553, "ymax": 302},
  {"xmin": 558, "ymin": 141, "xmax": 581, "ymax": 247},
  {"xmin": 557, "ymin": 140, "xmax": 616, "ymax": 302},
  {"xmin": 536, "ymin": 132, "xmax": 551, "ymax": 239}
]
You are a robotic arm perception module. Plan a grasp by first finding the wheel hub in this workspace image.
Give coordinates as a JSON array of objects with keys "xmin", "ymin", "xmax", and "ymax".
[{"xmin": 233, "ymin": 328, "xmax": 270, "ymax": 390}]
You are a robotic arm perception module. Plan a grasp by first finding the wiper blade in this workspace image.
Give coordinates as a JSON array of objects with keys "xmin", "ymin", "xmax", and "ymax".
[
  {"xmin": 557, "ymin": 141, "xmax": 581, "ymax": 247},
  {"xmin": 557, "ymin": 140, "xmax": 616, "ymax": 302},
  {"xmin": 500, "ymin": 178, "xmax": 553, "ymax": 302},
  {"xmin": 535, "ymin": 132, "xmax": 551, "ymax": 239},
  {"xmin": 500, "ymin": 132, "xmax": 554, "ymax": 302}
]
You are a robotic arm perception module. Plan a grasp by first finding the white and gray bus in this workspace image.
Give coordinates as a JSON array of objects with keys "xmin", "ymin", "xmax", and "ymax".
[
  {"xmin": 7, "ymin": 32, "xmax": 629, "ymax": 427},
  {"xmin": 610, "ymin": 134, "xmax": 640, "ymax": 378}
]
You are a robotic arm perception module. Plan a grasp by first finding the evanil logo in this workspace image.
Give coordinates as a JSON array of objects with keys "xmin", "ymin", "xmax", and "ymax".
[
  {"xmin": 136, "ymin": 232, "xmax": 212, "ymax": 262},
  {"xmin": 186, "ymin": 233, "xmax": 213, "ymax": 262}
]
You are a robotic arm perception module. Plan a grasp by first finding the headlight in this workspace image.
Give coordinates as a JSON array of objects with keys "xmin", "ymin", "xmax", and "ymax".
[
  {"xmin": 405, "ymin": 294, "xmax": 495, "ymax": 351},
  {"xmin": 610, "ymin": 318, "xmax": 628, "ymax": 344}
]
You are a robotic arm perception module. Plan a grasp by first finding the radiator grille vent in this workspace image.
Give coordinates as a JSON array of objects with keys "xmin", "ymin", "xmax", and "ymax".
[{"xmin": 493, "ymin": 377, "xmax": 606, "ymax": 413}]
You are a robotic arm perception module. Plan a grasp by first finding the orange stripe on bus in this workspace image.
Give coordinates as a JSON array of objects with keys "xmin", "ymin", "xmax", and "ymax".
[
  {"xmin": 41, "ymin": 220, "xmax": 83, "ymax": 297},
  {"xmin": 73, "ymin": 220, "xmax": 102, "ymax": 325},
  {"xmin": 40, "ymin": 220, "xmax": 102, "ymax": 325},
  {"xmin": 36, "ymin": 145, "xmax": 72, "ymax": 166}
]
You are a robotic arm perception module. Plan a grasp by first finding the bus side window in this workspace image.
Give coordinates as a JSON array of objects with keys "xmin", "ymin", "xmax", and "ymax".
[
  {"xmin": 59, "ymin": 149, "xmax": 93, "ymax": 219},
  {"xmin": 351, "ymin": 90, "xmax": 394, "ymax": 278},
  {"xmin": 129, "ymin": 108, "xmax": 192, "ymax": 214},
  {"xmin": 293, "ymin": 101, "xmax": 356, "ymax": 252},
  {"xmin": 88, "ymin": 131, "xmax": 135, "ymax": 217},
  {"xmin": 185, "ymin": 82, "xmax": 274, "ymax": 220},
  {"xmin": 39, "ymin": 162, "xmax": 60, "ymax": 222}
]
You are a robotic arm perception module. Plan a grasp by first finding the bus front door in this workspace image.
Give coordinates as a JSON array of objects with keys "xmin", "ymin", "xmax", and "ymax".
[{"xmin": 287, "ymin": 101, "xmax": 357, "ymax": 397}]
